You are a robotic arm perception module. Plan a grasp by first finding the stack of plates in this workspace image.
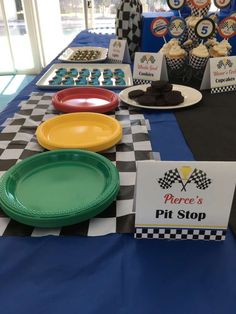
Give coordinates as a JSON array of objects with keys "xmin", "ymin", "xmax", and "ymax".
[
  {"xmin": 36, "ymin": 112, "xmax": 122, "ymax": 151},
  {"xmin": 0, "ymin": 150, "xmax": 120, "ymax": 227},
  {"xmin": 52, "ymin": 87, "xmax": 119, "ymax": 113}
]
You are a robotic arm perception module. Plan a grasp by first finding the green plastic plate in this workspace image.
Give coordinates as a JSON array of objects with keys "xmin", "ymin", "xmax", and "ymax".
[{"xmin": 0, "ymin": 149, "xmax": 119, "ymax": 228}]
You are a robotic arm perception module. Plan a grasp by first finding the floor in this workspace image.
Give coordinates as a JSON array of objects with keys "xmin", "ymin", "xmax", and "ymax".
[{"xmin": 0, "ymin": 75, "xmax": 35, "ymax": 113}]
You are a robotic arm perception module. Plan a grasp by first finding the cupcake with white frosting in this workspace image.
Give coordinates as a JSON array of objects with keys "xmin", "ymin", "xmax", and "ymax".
[
  {"xmin": 190, "ymin": 43, "xmax": 209, "ymax": 69},
  {"xmin": 165, "ymin": 44, "xmax": 187, "ymax": 70},
  {"xmin": 159, "ymin": 39, "xmax": 179, "ymax": 56},
  {"xmin": 209, "ymin": 40, "xmax": 231, "ymax": 58}
]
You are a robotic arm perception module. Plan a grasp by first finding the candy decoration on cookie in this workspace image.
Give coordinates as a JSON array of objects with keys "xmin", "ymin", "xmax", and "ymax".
[
  {"xmin": 114, "ymin": 69, "xmax": 125, "ymax": 77},
  {"xmin": 67, "ymin": 68, "xmax": 79, "ymax": 77},
  {"xmin": 91, "ymin": 69, "xmax": 101, "ymax": 77},
  {"xmin": 55, "ymin": 68, "xmax": 67, "ymax": 76},
  {"xmin": 103, "ymin": 69, "xmax": 113, "ymax": 78},
  {"xmin": 79, "ymin": 69, "xmax": 90, "ymax": 77}
]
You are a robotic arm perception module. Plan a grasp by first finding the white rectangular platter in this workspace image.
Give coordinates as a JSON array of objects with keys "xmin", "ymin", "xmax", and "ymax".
[
  {"xmin": 58, "ymin": 46, "xmax": 108, "ymax": 63},
  {"xmin": 36, "ymin": 63, "xmax": 133, "ymax": 90}
]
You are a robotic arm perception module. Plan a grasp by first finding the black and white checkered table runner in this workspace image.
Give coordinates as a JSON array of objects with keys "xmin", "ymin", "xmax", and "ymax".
[{"xmin": 0, "ymin": 92, "xmax": 153, "ymax": 237}]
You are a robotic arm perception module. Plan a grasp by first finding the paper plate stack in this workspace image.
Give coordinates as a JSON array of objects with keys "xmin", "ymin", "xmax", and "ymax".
[
  {"xmin": 52, "ymin": 87, "xmax": 119, "ymax": 113},
  {"xmin": 0, "ymin": 150, "xmax": 120, "ymax": 227},
  {"xmin": 36, "ymin": 112, "xmax": 122, "ymax": 152}
]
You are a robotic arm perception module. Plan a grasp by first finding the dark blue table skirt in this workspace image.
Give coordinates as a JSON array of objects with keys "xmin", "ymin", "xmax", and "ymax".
[
  {"xmin": 0, "ymin": 30, "xmax": 236, "ymax": 313},
  {"xmin": 0, "ymin": 233, "xmax": 236, "ymax": 314}
]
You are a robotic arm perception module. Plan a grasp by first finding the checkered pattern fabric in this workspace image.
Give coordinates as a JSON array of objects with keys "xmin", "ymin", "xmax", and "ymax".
[
  {"xmin": 211, "ymin": 85, "xmax": 236, "ymax": 94},
  {"xmin": 187, "ymin": 27, "xmax": 200, "ymax": 43},
  {"xmin": 191, "ymin": 4, "xmax": 210, "ymax": 17},
  {"xmin": 135, "ymin": 227, "xmax": 226, "ymax": 241},
  {"xmin": 0, "ymin": 92, "xmax": 153, "ymax": 237},
  {"xmin": 115, "ymin": 0, "xmax": 142, "ymax": 59},
  {"xmin": 189, "ymin": 54, "xmax": 208, "ymax": 70},
  {"xmin": 188, "ymin": 168, "xmax": 211, "ymax": 190},
  {"xmin": 165, "ymin": 56, "xmax": 185, "ymax": 70},
  {"xmin": 158, "ymin": 168, "xmax": 182, "ymax": 189}
]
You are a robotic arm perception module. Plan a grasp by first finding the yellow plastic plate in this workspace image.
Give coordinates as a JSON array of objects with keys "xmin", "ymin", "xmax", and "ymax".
[{"xmin": 36, "ymin": 112, "xmax": 122, "ymax": 152}]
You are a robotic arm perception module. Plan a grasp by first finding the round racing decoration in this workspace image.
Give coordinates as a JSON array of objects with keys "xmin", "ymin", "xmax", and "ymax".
[
  {"xmin": 230, "ymin": 11, "xmax": 236, "ymax": 18},
  {"xmin": 190, "ymin": 0, "xmax": 210, "ymax": 8},
  {"xmin": 195, "ymin": 18, "xmax": 216, "ymax": 39},
  {"xmin": 150, "ymin": 17, "xmax": 169, "ymax": 37},
  {"xmin": 218, "ymin": 17, "xmax": 236, "ymax": 39},
  {"xmin": 213, "ymin": 0, "xmax": 231, "ymax": 9},
  {"xmin": 167, "ymin": 0, "xmax": 185, "ymax": 10},
  {"xmin": 168, "ymin": 17, "xmax": 186, "ymax": 38},
  {"xmin": 208, "ymin": 12, "xmax": 219, "ymax": 24}
]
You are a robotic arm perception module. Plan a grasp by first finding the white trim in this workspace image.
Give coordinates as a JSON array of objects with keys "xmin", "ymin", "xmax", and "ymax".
[
  {"xmin": 0, "ymin": 0, "xmax": 16, "ymax": 73},
  {"xmin": 21, "ymin": 0, "xmax": 43, "ymax": 73}
]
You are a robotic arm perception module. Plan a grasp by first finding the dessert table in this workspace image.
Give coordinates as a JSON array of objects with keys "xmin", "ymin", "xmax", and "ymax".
[{"xmin": 0, "ymin": 29, "xmax": 236, "ymax": 314}]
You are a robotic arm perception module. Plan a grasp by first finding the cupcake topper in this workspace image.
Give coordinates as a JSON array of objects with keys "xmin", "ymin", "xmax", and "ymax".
[
  {"xmin": 167, "ymin": 0, "xmax": 185, "ymax": 16},
  {"xmin": 208, "ymin": 12, "xmax": 219, "ymax": 24},
  {"xmin": 151, "ymin": 17, "xmax": 169, "ymax": 43},
  {"xmin": 168, "ymin": 17, "xmax": 187, "ymax": 38},
  {"xmin": 195, "ymin": 18, "xmax": 216, "ymax": 39},
  {"xmin": 190, "ymin": 0, "xmax": 210, "ymax": 8},
  {"xmin": 230, "ymin": 11, "xmax": 236, "ymax": 18},
  {"xmin": 218, "ymin": 17, "xmax": 236, "ymax": 39},
  {"xmin": 213, "ymin": 0, "xmax": 231, "ymax": 9}
]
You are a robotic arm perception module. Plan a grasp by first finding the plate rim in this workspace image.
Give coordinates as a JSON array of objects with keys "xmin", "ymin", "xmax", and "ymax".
[
  {"xmin": 52, "ymin": 86, "xmax": 119, "ymax": 113},
  {"xmin": 0, "ymin": 149, "xmax": 120, "ymax": 225},
  {"xmin": 119, "ymin": 84, "xmax": 203, "ymax": 110},
  {"xmin": 36, "ymin": 112, "xmax": 122, "ymax": 151}
]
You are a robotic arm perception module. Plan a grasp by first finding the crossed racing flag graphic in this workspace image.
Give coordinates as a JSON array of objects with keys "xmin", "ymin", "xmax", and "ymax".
[{"xmin": 158, "ymin": 167, "xmax": 212, "ymax": 191}]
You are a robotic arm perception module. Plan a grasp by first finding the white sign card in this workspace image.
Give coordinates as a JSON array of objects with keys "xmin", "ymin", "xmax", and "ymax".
[
  {"xmin": 108, "ymin": 39, "xmax": 131, "ymax": 63},
  {"xmin": 134, "ymin": 161, "xmax": 236, "ymax": 241},
  {"xmin": 201, "ymin": 56, "xmax": 236, "ymax": 92},
  {"xmin": 133, "ymin": 52, "xmax": 168, "ymax": 82}
]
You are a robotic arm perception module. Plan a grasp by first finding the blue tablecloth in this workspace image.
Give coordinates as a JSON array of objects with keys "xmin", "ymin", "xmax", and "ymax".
[{"xmin": 0, "ymin": 30, "xmax": 235, "ymax": 314}]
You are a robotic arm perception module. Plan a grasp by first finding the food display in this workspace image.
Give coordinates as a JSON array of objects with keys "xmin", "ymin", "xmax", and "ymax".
[
  {"xmin": 36, "ymin": 63, "xmax": 133, "ymax": 89},
  {"xmin": 128, "ymin": 80, "xmax": 184, "ymax": 107},
  {"xmin": 58, "ymin": 46, "xmax": 108, "ymax": 63},
  {"xmin": 159, "ymin": 0, "xmax": 236, "ymax": 76}
]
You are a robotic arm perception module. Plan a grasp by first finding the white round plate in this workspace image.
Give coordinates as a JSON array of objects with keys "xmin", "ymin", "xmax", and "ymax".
[{"xmin": 119, "ymin": 84, "xmax": 202, "ymax": 110}]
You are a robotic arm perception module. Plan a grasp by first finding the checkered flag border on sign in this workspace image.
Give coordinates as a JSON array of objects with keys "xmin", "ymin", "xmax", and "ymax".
[
  {"xmin": 135, "ymin": 227, "xmax": 226, "ymax": 241},
  {"xmin": 158, "ymin": 168, "xmax": 182, "ymax": 189},
  {"xmin": 211, "ymin": 85, "xmax": 236, "ymax": 94},
  {"xmin": 188, "ymin": 168, "xmax": 211, "ymax": 190}
]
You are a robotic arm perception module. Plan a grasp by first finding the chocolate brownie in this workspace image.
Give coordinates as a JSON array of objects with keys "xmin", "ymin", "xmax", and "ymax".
[
  {"xmin": 162, "ymin": 83, "xmax": 173, "ymax": 92},
  {"xmin": 136, "ymin": 95, "xmax": 157, "ymax": 106},
  {"xmin": 128, "ymin": 89, "xmax": 145, "ymax": 99},
  {"xmin": 151, "ymin": 80, "xmax": 169, "ymax": 90},
  {"xmin": 164, "ymin": 91, "xmax": 184, "ymax": 106},
  {"xmin": 146, "ymin": 87, "xmax": 161, "ymax": 97}
]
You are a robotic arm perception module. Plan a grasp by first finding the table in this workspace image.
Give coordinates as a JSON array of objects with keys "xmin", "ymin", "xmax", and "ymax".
[{"xmin": 0, "ymin": 30, "xmax": 236, "ymax": 314}]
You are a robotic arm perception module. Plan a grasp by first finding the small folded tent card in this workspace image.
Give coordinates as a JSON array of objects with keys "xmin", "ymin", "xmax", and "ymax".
[
  {"xmin": 200, "ymin": 16, "xmax": 236, "ymax": 93},
  {"xmin": 133, "ymin": 52, "xmax": 168, "ymax": 84},
  {"xmin": 107, "ymin": 39, "xmax": 131, "ymax": 63},
  {"xmin": 200, "ymin": 56, "xmax": 236, "ymax": 93},
  {"xmin": 134, "ymin": 161, "xmax": 236, "ymax": 241}
]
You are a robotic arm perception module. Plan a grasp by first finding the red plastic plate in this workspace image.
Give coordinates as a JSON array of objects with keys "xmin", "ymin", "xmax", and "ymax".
[{"xmin": 52, "ymin": 87, "xmax": 119, "ymax": 113}]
